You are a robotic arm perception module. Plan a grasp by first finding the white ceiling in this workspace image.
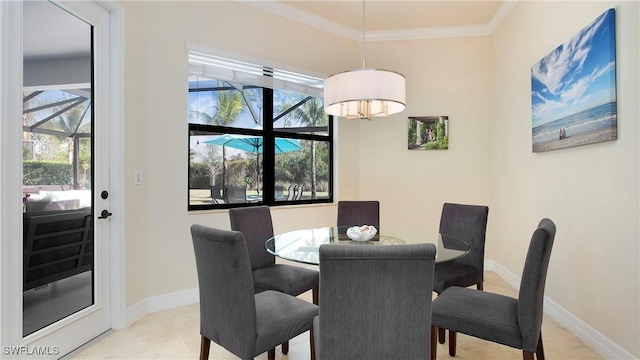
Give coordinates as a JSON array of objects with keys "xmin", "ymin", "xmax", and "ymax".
[
  {"xmin": 23, "ymin": 0, "xmax": 515, "ymax": 59},
  {"xmin": 23, "ymin": 1, "xmax": 90, "ymax": 59},
  {"xmin": 243, "ymin": 0, "xmax": 516, "ymax": 40}
]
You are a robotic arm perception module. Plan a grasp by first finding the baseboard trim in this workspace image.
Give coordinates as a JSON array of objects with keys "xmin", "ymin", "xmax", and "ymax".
[
  {"xmin": 124, "ymin": 262, "xmax": 635, "ymax": 359},
  {"xmin": 486, "ymin": 260, "xmax": 637, "ymax": 360},
  {"xmin": 125, "ymin": 288, "xmax": 199, "ymax": 326},
  {"xmin": 147, "ymin": 288, "xmax": 199, "ymax": 313},
  {"xmin": 124, "ymin": 298, "xmax": 148, "ymax": 327}
]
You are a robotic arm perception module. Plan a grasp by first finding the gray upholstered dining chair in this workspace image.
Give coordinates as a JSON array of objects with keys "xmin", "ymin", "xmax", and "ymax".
[
  {"xmin": 210, "ymin": 184, "xmax": 224, "ymax": 204},
  {"xmin": 336, "ymin": 200, "xmax": 380, "ymax": 234},
  {"xmin": 435, "ymin": 202, "xmax": 489, "ymax": 343},
  {"xmin": 190, "ymin": 225, "xmax": 318, "ymax": 360},
  {"xmin": 285, "ymin": 185, "xmax": 296, "ymax": 201},
  {"xmin": 430, "ymin": 218, "xmax": 556, "ymax": 360},
  {"xmin": 224, "ymin": 185, "xmax": 247, "ymax": 204},
  {"xmin": 294, "ymin": 184, "xmax": 305, "ymax": 200},
  {"xmin": 313, "ymin": 243, "xmax": 436, "ymax": 360},
  {"xmin": 229, "ymin": 206, "xmax": 319, "ymax": 354}
]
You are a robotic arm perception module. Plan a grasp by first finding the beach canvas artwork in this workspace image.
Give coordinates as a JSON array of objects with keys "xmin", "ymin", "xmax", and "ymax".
[
  {"xmin": 408, "ymin": 116, "xmax": 449, "ymax": 150},
  {"xmin": 531, "ymin": 8, "xmax": 616, "ymax": 153}
]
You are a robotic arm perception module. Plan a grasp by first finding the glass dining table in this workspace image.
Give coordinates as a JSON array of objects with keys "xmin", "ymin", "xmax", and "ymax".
[{"xmin": 265, "ymin": 226, "xmax": 470, "ymax": 265}]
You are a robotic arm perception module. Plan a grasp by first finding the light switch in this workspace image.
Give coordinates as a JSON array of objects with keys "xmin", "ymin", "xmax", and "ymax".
[{"xmin": 134, "ymin": 170, "xmax": 142, "ymax": 185}]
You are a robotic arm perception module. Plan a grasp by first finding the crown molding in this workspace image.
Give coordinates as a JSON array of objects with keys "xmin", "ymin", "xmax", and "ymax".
[
  {"xmin": 239, "ymin": 0, "xmax": 518, "ymax": 41},
  {"xmin": 487, "ymin": 0, "xmax": 518, "ymax": 34},
  {"xmin": 238, "ymin": 0, "xmax": 361, "ymax": 39}
]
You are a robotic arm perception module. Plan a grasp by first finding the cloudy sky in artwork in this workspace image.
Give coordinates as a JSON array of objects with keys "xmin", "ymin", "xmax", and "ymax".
[{"xmin": 531, "ymin": 9, "xmax": 616, "ymax": 128}]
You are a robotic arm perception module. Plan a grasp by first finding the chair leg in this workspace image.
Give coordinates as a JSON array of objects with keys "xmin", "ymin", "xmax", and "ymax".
[
  {"xmin": 477, "ymin": 282, "xmax": 483, "ymax": 291},
  {"xmin": 310, "ymin": 326, "xmax": 316, "ymax": 360},
  {"xmin": 448, "ymin": 330, "xmax": 457, "ymax": 356},
  {"xmin": 430, "ymin": 326, "xmax": 438, "ymax": 360},
  {"xmin": 200, "ymin": 336, "xmax": 210, "ymax": 360},
  {"xmin": 522, "ymin": 350, "xmax": 535, "ymax": 360},
  {"xmin": 282, "ymin": 341, "xmax": 289, "ymax": 354},
  {"xmin": 438, "ymin": 327, "xmax": 446, "ymax": 344},
  {"xmin": 268, "ymin": 348, "xmax": 275, "ymax": 360},
  {"xmin": 313, "ymin": 286, "xmax": 319, "ymax": 305},
  {"xmin": 536, "ymin": 331, "xmax": 545, "ymax": 360}
]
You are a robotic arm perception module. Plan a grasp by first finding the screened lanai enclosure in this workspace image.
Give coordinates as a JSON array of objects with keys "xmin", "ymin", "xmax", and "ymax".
[{"xmin": 23, "ymin": 88, "xmax": 92, "ymax": 193}]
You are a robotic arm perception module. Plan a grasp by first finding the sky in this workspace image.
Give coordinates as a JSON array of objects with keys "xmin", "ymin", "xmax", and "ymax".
[{"xmin": 530, "ymin": 9, "xmax": 616, "ymax": 128}]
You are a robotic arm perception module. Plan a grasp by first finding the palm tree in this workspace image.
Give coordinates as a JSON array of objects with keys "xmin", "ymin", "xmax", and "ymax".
[
  {"xmin": 189, "ymin": 83, "xmax": 244, "ymax": 190},
  {"xmin": 56, "ymin": 102, "xmax": 87, "ymax": 165},
  {"xmin": 289, "ymin": 97, "xmax": 328, "ymax": 199},
  {"xmin": 39, "ymin": 94, "xmax": 90, "ymax": 188}
]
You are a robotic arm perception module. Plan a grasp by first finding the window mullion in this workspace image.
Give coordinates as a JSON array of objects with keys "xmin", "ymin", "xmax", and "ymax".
[{"xmin": 262, "ymin": 87, "xmax": 275, "ymax": 204}]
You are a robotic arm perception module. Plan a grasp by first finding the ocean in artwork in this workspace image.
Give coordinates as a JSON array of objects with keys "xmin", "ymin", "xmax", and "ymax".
[{"xmin": 532, "ymin": 102, "xmax": 617, "ymax": 145}]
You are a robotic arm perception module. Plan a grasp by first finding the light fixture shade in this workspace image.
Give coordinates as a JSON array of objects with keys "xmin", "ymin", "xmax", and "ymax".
[{"xmin": 323, "ymin": 69, "xmax": 406, "ymax": 119}]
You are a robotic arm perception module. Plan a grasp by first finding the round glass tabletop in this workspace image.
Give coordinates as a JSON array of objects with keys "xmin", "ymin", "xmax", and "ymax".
[{"xmin": 265, "ymin": 226, "xmax": 470, "ymax": 265}]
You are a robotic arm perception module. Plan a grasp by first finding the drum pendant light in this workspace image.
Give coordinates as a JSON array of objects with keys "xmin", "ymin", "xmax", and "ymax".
[{"xmin": 323, "ymin": 0, "xmax": 406, "ymax": 120}]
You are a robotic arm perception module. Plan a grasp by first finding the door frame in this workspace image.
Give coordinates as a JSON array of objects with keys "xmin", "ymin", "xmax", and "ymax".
[{"xmin": 0, "ymin": 0, "xmax": 126, "ymax": 353}]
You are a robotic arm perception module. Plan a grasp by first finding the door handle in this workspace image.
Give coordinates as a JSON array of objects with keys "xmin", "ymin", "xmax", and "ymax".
[{"xmin": 98, "ymin": 210, "xmax": 113, "ymax": 219}]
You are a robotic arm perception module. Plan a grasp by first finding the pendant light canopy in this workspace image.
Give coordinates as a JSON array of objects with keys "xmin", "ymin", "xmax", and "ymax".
[{"xmin": 323, "ymin": 1, "xmax": 406, "ymax": 120}]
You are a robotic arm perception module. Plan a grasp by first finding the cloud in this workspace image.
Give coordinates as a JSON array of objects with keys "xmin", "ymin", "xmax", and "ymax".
[
  {"xmin": 560, "ymin": 76, "xmax": 590, "ymax": 101},
  {"xmin": 594, "ymin": 61, "xmax": 615, "ymax": 78},
  {"xmin": 559, "ymin": 61, "xmax": 615, "ymax": 102},
  {"xmin": 532, "ymin": 97, "xmax": 564, "ymax": 122},
  {"xmin": 531, "ymin": 48, "xmax": 569, "ymax": 95},
  {"xmin": 531, "ymin": 11, "xmax": 608, "ymax": 96},
  {"xmin": 532, "ymin": 91, "xmax": 546, "ymax": 102}
]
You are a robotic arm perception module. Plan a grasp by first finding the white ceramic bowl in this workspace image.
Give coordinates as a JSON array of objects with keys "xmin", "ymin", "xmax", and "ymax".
[{"xmin": 346, "ymin": 225, "xmax": 377, "ymax": 241}]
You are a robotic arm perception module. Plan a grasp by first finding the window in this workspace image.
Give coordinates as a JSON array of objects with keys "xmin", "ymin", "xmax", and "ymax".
[{"xmin": 188, "ymin": 51, "xmax": 333, "ymax": 210}]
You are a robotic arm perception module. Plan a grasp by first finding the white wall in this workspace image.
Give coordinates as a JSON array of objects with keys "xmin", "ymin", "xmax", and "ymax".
[
  {"xmin": 121, "ymin": 1, "xmax": 358, "ymax": 306},
  {"xmin": 490, "ymin": 1, "xmax": 639, "ymax": 357},
  {"xmin": 355, "ymin": 36, "xmax": 493, "ymax": 230},
  {"xmin": 119, "ymin": 1, "xmax": 639, "ymax": 357}
]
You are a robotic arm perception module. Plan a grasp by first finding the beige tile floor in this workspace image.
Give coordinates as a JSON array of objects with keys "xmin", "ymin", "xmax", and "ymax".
[{"xmin": 67, "ymin": 271, "xmax": 603, "ymax": 360}]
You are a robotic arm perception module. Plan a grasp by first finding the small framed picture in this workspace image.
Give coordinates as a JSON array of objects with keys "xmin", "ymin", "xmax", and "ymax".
[{"xmin": 408, "ymin": 116, "xmax": 449, "ymax": 150}]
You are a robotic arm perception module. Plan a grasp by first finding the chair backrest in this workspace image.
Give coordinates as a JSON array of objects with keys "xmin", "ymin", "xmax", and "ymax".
[
  {"xmin": 210, "ymin": 185, "xmax": 223, "ymax": 201},
  {"xmin": 439, "ymin": 203, "xmax": 489, "ymax": 272},
  {"xmin": 294, "ymin": 184, "xmax": 304, "ymax": 200},
  {"xmin": 229, "ymin": 206, "xmax": 275, "ymax": 270},
  {"xmin": 318, "ymin": 243, "xmax": 436, "ymax": 359},
  {"xmin": 286, "ymin": 185, "xmax": 296, "ymax": 201},
  {"xmin": 190, "ymin": 225, "xmax": 257, "ymax": 359},
  {"xmin": 224, "ymin": 186, "xmax": 246, "ymax": 204},
  {"xmin": 336, "ymin": 200, "xmax": 380, "ymax": 228},
  {"xmin": 23, "ymin": 209, "xmax": 93, "ymax": 290},
  {"xmin": 517, "ymin": 218, "xmax": 556, "ymax": 352}
]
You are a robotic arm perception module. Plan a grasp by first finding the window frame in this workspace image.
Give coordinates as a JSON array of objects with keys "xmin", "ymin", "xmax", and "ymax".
[{"xmin": 188, "ymin": 73, "xmax": 333, "ymax": 211}]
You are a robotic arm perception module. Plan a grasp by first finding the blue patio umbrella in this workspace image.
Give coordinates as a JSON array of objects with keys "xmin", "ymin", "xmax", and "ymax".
[
  {"xmin": 203, "ymin": 134, "xmax": 303, "ymax": 154},
  {"xmin": 203, "ymin": 133, "xmax": 302, "ymax": 194}
]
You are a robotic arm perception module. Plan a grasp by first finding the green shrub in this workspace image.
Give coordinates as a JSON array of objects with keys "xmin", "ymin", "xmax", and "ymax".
[
  {"xmin": 23, "ymin": 161, "xmax": 72, "ymax": 185},
  {"xmin": 190, "ymin": 162, "xmax": 211, "ymax": 189},
  {"xmin": 425, "ymin": 142, "xmax": 440, "ymax": 150}
]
